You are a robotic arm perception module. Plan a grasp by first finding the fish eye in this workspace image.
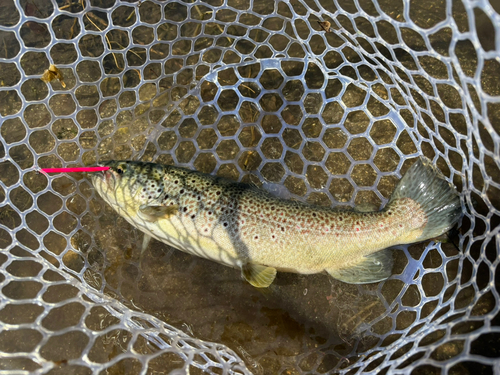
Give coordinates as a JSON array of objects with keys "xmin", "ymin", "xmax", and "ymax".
[{"xmin": 116, "ymin": 167, "xmax": 124, "ymax": 175}]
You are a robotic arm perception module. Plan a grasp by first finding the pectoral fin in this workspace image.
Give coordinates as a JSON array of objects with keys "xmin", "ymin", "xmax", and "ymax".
[
  {"xmin": 327, "ymin": 249, "xmax": 393, "ymax": 284},
  {"xmin": 242, "ymin": 263, "xmax": 277, "ymax": 288},
  {"xmin": 141, "ymin": 234, "xmax": 152, "ymax": 254},
  {"xmin": 139, "ymin": 234, "xmax": 152, "ymax": 267},
  {"xmin": 139, "ymin": 205, "xmax": 178, "ymax": 222}
]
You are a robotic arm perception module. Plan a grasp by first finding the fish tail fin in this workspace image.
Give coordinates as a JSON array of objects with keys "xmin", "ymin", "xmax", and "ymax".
[{"xmin": 388, "ymin": 157, "xmax": 462, "ymax": 241}]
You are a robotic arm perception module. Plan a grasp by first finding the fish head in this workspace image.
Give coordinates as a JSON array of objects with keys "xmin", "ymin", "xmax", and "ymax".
[{"xmin": 91, "ymin": 160, "xmax": 166, "ymax": 214}]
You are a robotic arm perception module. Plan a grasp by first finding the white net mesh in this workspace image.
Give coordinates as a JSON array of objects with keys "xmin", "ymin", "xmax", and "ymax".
[{"xmin": 0, "ymin": 0, "xmax": 499, "ymax": 373}]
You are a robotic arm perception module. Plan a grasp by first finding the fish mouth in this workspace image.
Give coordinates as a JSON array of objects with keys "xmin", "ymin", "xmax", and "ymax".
[
  {"xmin": 90, "ymin": 168, "xmax": 116, "ymax": 194},
  {"xmin": 89, "ymin": 171, "xmax": 106, "ymax": 193},
  {"xmin": 103, "ymin": 169, "xmax": 121, "ymax": 192}
]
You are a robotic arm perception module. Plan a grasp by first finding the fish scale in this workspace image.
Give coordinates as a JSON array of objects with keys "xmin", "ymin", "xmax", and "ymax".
[{"xmin": 91, "ymin": 158, "xmax": 461, "ymax": 287}]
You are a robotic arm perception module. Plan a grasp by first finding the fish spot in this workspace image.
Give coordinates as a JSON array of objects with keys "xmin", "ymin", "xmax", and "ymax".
[
  {"xmin": 223, "ymin": 222, "xmax": 228, "ymax": 227},
  {"xmin": 191, "ymin": 214, "xmax": 195, "ymax": 219},
  {"xmin": 339, "ymin": 217, "xmax": 343, "ymax": 221},
  {"xmin": 388, "ymin": 211, "xmax": 392, "ymax": 215},
  {"xmin": 183, "ymin": 207, "xmax": 188, "ymax": 212},
  {"xmin": 254, "ymin": 235, "xmax": 259, "ymax": 240},
  {"xmin": 312, "ymin": 213, "xmax": 316, "ymax": 217},
  {"xmin": 174, "ymin": 180, "xmax": 179, "ymax": 184}
]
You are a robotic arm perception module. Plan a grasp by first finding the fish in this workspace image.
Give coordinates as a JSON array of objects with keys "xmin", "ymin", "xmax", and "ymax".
[{"xmin": 90, "ymin": 157, "xmax": 462, "ymax": 287}]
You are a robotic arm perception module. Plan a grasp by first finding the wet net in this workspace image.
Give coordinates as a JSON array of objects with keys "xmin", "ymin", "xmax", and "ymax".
[{"xmin": 0, "ymin": 0, "xmax": 499, "ymax": 373}]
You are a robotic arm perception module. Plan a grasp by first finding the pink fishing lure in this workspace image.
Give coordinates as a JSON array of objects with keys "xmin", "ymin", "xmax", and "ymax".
[{"xmin": 40, "ymin": 166, "xmax": 110, "ymax": 173}]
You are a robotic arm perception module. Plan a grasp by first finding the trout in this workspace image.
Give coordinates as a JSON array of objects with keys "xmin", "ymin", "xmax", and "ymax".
[{"xmin": 91, "ymin": 158, "xmax": 461, "ymax": 287}]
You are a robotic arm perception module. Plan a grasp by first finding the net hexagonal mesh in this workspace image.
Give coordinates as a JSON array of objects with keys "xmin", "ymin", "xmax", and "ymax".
[{"xmin": 0, "ymin": 0, "xmax": 499, "ymax": 373}]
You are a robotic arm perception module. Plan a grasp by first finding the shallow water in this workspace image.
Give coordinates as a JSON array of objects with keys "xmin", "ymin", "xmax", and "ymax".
[{"xmin": 0, "ymin": 0, "xmax": 499, "ymax": 373}]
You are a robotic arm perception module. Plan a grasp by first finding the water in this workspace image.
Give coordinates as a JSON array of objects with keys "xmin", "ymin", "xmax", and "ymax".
[{"xmin": 0, "ymin": 0, "xmax": 499, "ymax": 373}]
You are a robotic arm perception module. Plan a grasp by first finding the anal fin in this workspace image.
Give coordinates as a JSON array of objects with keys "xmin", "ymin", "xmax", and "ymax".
[
  {"xmin": 327, "ymin": 249, "xmax": 393, "ymax": 284},
  {"xmin": 242, "ymin": 263, "xmax": 277, "ymax": 288}
]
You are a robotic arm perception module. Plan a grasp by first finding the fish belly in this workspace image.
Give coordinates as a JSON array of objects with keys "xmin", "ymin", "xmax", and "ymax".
[{"xmin": 138, "ymin": 215, "xmax": 242, "ymax": 269}]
